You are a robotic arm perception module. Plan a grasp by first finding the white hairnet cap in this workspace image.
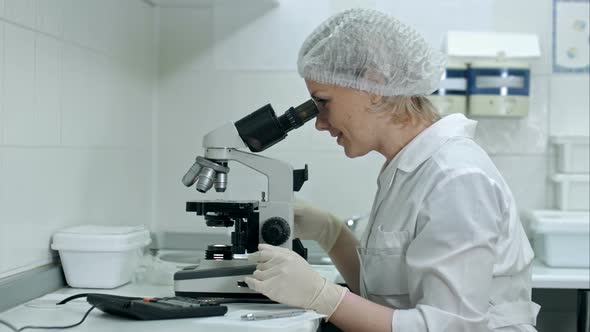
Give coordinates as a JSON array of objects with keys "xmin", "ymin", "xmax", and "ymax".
[{"xmin": 298, "ymin": 8, "xmax": 446, "ymax": 96}]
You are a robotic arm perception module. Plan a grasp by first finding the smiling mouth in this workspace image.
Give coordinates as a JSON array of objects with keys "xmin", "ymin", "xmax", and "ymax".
[{"xmin": 329, "ymin": 132, "xmax": 343, "ymax": 144}]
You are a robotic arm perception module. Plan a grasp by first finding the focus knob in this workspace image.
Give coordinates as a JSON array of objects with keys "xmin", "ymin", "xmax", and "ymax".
[{"xmin": 261, "ymin": 217, "xmax": 290, "ymax": 246}]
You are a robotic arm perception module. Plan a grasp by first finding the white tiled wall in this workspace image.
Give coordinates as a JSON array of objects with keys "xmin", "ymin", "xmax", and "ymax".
[
  {"xmin": 549, "ymin": 75, "xmax": 590, "ymax": 137},
  {"xmin": 3, "ymin": 24, "xmax": 60, "ymax": 146},
  {"xmin": 0, "ymin": 19, "xmax": 4, "ymax": 144},
  {"xmin": 5, "ymin": 0, "xmax": 36, "ymax": 28},
  {"xmin": 154, "ymin": 0, "xmax": 589, "ymax": 234},
  {"xmin": 0, "ymin": 0, "xmax": 155, "ymax": 279}
]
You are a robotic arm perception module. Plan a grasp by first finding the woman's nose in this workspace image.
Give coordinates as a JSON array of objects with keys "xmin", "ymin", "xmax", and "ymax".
[{"xmin": 315, "ymin": 114, "xmax": 330, "ymax": 131}]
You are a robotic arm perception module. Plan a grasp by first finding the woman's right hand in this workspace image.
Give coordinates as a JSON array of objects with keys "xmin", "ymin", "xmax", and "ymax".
[{"xmin": 294, "ymin": 200, "xmax": 344, "ymax": 252}]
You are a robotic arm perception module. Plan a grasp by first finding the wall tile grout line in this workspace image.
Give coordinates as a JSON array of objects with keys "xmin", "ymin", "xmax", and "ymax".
[{"xmin": 1, "ymin": 19, "xmax": 4, "ymax": 146}]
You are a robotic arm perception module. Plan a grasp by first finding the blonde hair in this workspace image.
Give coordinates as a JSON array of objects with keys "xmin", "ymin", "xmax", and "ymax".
[{"xmin": 371, "ymin": 96, "xmax": 441, "ymax": 125}]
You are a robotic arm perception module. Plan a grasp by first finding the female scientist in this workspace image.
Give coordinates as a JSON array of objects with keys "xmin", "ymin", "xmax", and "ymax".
[{"xmin": 245, "ymin": 8, "xmax": 540, "ymax": 332}]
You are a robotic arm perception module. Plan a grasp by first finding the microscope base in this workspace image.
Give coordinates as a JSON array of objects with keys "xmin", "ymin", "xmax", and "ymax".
[{"xmin": 173, "ymin": 261, "xmax": 271, "ymax": 302}]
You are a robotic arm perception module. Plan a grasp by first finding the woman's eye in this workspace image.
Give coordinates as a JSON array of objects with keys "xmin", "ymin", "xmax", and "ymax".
[{"xmin": 313, "ymin": 98, "xmax": 329, "ymax": 111}]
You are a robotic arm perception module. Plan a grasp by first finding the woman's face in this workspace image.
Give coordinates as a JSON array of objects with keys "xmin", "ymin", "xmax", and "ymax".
[{"xmin": 305, "ymin": 79, "xmax": 386, "ymax": 158}]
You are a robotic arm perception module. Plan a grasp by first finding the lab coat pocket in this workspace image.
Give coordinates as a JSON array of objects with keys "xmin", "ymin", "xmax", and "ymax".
[{"xmin": 358, "ymin": 229, "xmax": 411, "ymax": 297}]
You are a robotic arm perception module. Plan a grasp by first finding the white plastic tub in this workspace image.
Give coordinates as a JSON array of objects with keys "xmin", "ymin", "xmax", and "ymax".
[
  {"xmin": 51, "ymin": 225, "xmax": 151, "ymax": 289},
  {"xmin": 529, "ymin": 210, "xmax": 590, "ymax": 268},
  {"xmin": 551, "ymin": 136, "xmax": 590, "ymax": 174},
  {"xmin": 551, "ymin": 173, "xmax": 590, "ymax": 210}
]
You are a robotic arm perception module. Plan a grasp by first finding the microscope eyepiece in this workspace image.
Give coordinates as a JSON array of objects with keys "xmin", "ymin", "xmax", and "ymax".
[
  {"xmin": 280, "ymin": 99, "xmax": 318, "ymax": 131},
  {"xmin": 234, "ymin": 99, "xmax": 318, "ymax": 152}
]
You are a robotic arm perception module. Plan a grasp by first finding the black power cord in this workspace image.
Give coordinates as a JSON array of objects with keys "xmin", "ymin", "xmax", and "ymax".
[
  {"xmin": 0, "ymin": 305, "xmax": 95, "ymax": 331},
  {"xmin": 0, "ymin": 292, "xmax": 235, "ymax": 330},
  {"xmin": 0, "ymin": 294, "xmax": 97, "ymax": 332}
]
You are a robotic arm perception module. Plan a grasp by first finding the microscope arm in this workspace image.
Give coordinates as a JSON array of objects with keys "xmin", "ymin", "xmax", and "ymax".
[
  {"xmin": 183, "ymin": 100, "xmax": 317, "ymax": 195},
  {"xmin": 204, "ymin": 148, "xmax": 293, "ymax": 203},
  {"xmin": 198, "ymin": 119, "xmax": 294, "ymax": 202}
]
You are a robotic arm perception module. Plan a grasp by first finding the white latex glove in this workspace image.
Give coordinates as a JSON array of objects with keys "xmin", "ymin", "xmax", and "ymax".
[
  {"xmin": 294, "ymin": 200, "xmax": 344, "ymax": 252},
  {"xmin": 244, "ymin": 244, "xmax": 347, "ymax": 318}
]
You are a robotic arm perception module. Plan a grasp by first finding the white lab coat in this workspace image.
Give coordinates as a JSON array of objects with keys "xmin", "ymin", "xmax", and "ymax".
[{"xmin": 359, "ymin": 114, "xmax": 540, "ymax": 332}]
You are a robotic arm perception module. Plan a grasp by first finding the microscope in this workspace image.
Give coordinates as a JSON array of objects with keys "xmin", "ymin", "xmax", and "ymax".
[{"xmin": 174, "ymin": 100, "xmax": 318, "ymax": 300}]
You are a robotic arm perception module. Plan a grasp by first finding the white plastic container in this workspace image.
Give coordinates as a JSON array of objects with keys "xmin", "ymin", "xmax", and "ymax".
[
  {"xmin": 551, "ymin": 136, "xmax": 590, "ymax": 174},
  {"xmin": 51, "ymin": 225, "xmax": 151, "ymax": 289},
  {"xmin": 529, "ymin": 210, "xmax": 590, "ymax": 268},
  {"xmin": 551, "ymin": 173, "xmax": 590, "ymax": 210}
]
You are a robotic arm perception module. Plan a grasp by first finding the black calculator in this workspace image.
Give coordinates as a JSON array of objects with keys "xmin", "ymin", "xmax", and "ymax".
[{"xmin": 86, "ymin": 294, "xmax": 228, "ymax": 320}]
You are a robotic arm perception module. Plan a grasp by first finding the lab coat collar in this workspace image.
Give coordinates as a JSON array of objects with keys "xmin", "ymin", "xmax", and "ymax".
[
  {"xmin": 395, "ymin": 113, "xmax": 477, "ymax": 173},
  {"xmin": 371, "ymin": 115, "xmax": 476, "ymax": 235}
]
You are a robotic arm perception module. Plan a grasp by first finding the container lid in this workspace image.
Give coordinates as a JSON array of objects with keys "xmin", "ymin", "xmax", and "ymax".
[
  {"xmin": 551, "ymin": 173, "xmax": 590, "ymax": 183},
  {"xmin": 445, "ymin": 59, "xmax": 468, "ymax": 70},
  {"xmin": 469, "ymin": 60, "xmax": 530, "ymax": 69},
  {"xmin": 446, "ymin": 31, "xmax": 540, "ymax": 59},
  {"xmin": 51, "ymin": 225, "xmax": 151, "ymax": 252},
  {"xmin": 529, "ymin": 210, "xmax": 590, "ymax": 235}
]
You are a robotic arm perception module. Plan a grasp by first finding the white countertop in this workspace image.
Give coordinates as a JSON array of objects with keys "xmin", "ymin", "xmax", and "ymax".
[
  {"xmin": 322, "ymin": 257, "xmax": 590, "ymax": 290},
  {"xmin": 1, "ymin": 258, "xmax": 587, "ymax": 332},
  {"xmin": 0, "ymin": 282, "xmax": 322, "ymax": 332}
]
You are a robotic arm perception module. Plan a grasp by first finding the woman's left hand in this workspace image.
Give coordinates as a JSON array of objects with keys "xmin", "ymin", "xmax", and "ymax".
[{"xmin": 245, "ymin": 244, "xmax": 347, "ymax": 317}]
